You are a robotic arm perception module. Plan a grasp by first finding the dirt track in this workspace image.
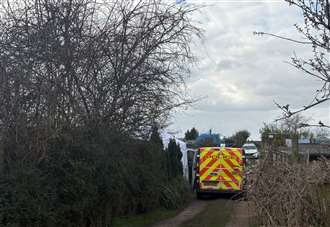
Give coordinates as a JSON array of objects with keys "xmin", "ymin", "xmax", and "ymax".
[
  {"xmin": 153, "ymin": 198, "xmax": 255, "ymax": 227},
  {"xmin": 152, "ymin": 200, "xmax": 208, "ymax": 227},
  {"xmin": 225, "ymin": 201, "xmax": 255, "ymax": 227}
]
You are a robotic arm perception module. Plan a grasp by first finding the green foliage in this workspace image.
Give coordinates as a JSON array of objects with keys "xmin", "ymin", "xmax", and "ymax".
[
  {"xmin": 159, "ymin": 178, "xmax": 187, "ymax": 209},
  {"xmin": 259, "ymin": 123, "xmax": 288, "ymax": 147},
  {"xmin": 0, "ymin": 128, "xmax": 187, "ymax": 227},
  {"xmin": 166, "ymin": 139, "xmax": 183, "ymax": 178},
  {"xmin": 150, "ymin": 127, "xmax": 164, "ymax": 147},
  {"xmin": 184, "ymin": 128, "xmax": 199, "ymax": 140},
  {"xmin": 0, "ymin": 0, "xmax": 195, "ymax": 226},
  {"xmin": 260, "ymin": 115, "xmax": 315, "ymax": 148},
  {"xmin": 225, "ymin": 130, "xmax": 250, "ymax": 147},
  {"xmin": 223, "ymin": 137, "xmax": 234, "ymax": 146},
  {"xmin": 112, "ymin": 207, "xmax": 179, "ymax": 227}
]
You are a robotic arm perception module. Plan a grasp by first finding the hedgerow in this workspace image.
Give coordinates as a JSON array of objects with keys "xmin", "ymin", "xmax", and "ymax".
[{"xmin": 0, "ymin": 127, "xmax": 186, "ymax": 227}]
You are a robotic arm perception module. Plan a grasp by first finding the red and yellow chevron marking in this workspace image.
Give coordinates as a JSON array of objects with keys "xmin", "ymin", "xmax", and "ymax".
[{"xmin": 199, "ymin": 147, "xmax": 243, "ymax": 191}]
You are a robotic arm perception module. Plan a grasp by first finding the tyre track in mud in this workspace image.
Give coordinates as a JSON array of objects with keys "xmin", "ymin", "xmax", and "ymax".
[
  {"xmin": 153, "ymin": 198, "xmax": 255, "ymax": 227},
  {"xmin": 152, "ymin": 200, "xmax": 208, "ymax": 227}
]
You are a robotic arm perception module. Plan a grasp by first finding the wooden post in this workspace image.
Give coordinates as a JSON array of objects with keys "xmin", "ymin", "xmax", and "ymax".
[
  {"xmin": 292, "ymin": 133, "xmax": 299, "ymax": 162},
  {"xmin": 268, "ymin": 134, "xmax": 274, "ymax": 163}
]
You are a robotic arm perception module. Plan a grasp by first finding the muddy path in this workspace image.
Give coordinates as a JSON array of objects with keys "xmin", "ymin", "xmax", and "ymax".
[
  {"xmin": 152, "ymin": 200, "xmax": 208, "ymax": 227},
  {"xmin": 153, "ymin": 197, "xmax": 255, "ymax": 227},
  {"xmin": 225, "ymin": 201, "xmax": 256, "ymax": 227}
]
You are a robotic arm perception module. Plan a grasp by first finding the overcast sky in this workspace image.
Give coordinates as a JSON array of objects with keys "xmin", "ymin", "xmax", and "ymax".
[{"xmin": 169, "ymin": 0, "xmax": 330, "ymax": 140}]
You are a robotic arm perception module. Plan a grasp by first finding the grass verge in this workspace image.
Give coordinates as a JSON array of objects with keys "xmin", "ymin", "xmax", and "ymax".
[
  {"xmin": 180, "ymin": 196, "xmax": 234, "ymax": 227},
  {"xmin": 111, "ymin": 208, "xmax": 180, "ymax": 227}
]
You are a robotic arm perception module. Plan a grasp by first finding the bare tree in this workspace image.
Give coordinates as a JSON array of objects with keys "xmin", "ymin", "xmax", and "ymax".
[
  {"xmin": 255, "ymin": 0, "xmax": 330, "ymax": 123},
  {"xmin": 0, "ymin": 0, "xmax": 199, "ymax": 160}
]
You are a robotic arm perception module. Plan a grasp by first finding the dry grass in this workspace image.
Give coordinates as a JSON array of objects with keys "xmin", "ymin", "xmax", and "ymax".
[{"xmin": 247, "ymin": 154, "xmax": 330, "ymax": 227}]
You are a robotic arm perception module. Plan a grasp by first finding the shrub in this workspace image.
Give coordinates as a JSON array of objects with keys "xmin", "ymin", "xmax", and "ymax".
[
  {"xmin": 248, "ymin": 157, "xmax": 330, "ymax": 227},
  {"xmin": 0, "ymin": 127, "xmax": 187, "ymax": 227}
]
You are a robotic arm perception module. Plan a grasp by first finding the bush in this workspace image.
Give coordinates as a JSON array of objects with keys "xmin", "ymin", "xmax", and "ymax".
[
  {"xmin": 166, "ymin": 139, "xmax": 183, "ymax": 178},
  {"xmin": 0, "ymin": 127, "xmax": 187, "ymax": 227},
  {"xmin": 248, "ymin": 157, "xmax": 330, "ymax": 227}
]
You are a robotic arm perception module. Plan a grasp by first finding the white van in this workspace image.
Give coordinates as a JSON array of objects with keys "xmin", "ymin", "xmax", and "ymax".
[{"xmin": 242, "ymin": 143, "xmax": 259, "ymax": 159}]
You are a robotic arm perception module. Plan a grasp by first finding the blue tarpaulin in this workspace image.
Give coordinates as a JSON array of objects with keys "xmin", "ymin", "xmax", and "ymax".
[{"xmin": 195, "ymin": 132, "xmax": 221, "ymax": 147}]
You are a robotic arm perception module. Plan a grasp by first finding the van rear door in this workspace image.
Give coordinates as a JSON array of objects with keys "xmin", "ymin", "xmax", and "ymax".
[{"xmin": 199, "ymin": 147, "xmax": 243, "ymax": 191}]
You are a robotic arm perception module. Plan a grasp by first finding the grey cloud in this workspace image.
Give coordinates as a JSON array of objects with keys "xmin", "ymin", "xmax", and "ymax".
[
  {"xmin": 216, "ymin": 59, "xmax": 243, "ymax": 71},
  {"xmin": 171, "ymin": 1, "xmax": 329, "ymax": 139}
]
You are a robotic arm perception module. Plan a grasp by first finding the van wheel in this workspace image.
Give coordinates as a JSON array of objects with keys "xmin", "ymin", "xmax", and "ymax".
[{"xmin": 196, "ymin": 192, "xmax": 203, "ymax": 199}]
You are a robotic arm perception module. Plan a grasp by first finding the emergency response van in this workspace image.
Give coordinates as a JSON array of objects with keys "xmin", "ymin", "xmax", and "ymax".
[{"xmin": 192, "ymin": 147, "xmax": 244, "ymax": 198}]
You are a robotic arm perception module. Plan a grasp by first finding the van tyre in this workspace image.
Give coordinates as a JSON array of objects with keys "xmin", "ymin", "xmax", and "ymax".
[{"xmin": 196, "ymin": 192, "xmax": 203, "ymax": 199}]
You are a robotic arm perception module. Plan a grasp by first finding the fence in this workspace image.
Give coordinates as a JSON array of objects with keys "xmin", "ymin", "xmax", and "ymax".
[
  {"xmin": 262, "ymin": 146, "xmax": 290, "ymax": 163},
  {"xmin": 263, "ymin": 143, "xmax": 330, "ymax": 164}
]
